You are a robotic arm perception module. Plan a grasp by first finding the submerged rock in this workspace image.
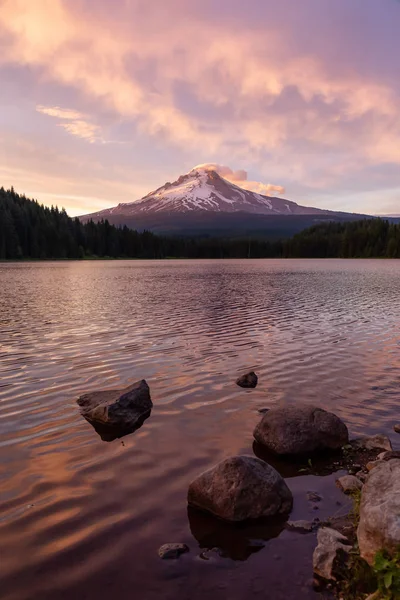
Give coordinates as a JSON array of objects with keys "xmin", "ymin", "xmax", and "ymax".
[
  {"xmin": 313, "ymin": 527, "xmax": 352, "ymax": 581},
  {"xmin": 307, "ymin": 491, "xmax": 322, "ymax": 503},
  {"xmin": 353, "ymin": 434, "xmax": 393, "ymax": 453},
  {"xmin": 187, "ymin": 455, "xmax": 293, "ymax": 522},
  {"xmin": 158, "ymin": 543, "xmax": 189, "ymax": 559},
  {"xmin": 357, "ymin": 459, "xmax": 400, "ymax": 565},
  {"xmin": 77, "ymin": 379, "xmax": 152, "ymax": 441},
  {"xmin": 253, "ymin": 405, "xmax": 348, "ymax": 455},
  {"xmin": 336, "ymin": 475, "xmax": 363, "ymax": 494},
  {"xmin": 236, "ymin": 371, "xmax": 258, "ymax": 388},
  {"xmin": 286, "ymin": 519, "xmax": 319, "ymax": 533}
]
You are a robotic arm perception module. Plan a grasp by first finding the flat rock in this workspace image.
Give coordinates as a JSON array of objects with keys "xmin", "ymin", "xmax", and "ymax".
[
  {"xmin": 187, "ymin": 455, "xmax": 293, "ymax": 522},
  {"xmin": 236, "ymin": 371, "xmax": 258, "ymax": 388},
  {"xmin": 287, "ymin": 519, "xmax": 319, "ymax": 533},
  {"xmin": 77, "ymin": 379, "xmax": 152, "ymax": 441},
  {"xmin": 253, "ymin": 405, "xmax": 348, "ymax": 455},
  {"xmin": 313, "ymin": 527, "xmax": 352, "ymax": 581},
  {"xmin": 353, "ymin": 434, "xmax": 393, "ymax": 452},
  {"xmin": 357, "ymin": 459, "xmax": 400, "ymax": 565},
  {"xmin": 336, "ymin": 475, "xmax": 363, "ymax": 494},
  {"xmin": 158, "ymin": 543, "xmax": 189, "ymax": 559}
]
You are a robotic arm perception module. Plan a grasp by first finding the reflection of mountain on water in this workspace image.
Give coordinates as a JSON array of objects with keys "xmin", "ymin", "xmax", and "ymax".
[{"xmin": 188, "ymin": 506, "xmax": 287, "ymax": 561}]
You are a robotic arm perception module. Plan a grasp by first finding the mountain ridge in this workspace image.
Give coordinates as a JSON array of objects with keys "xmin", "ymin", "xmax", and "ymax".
[{"xmin": 81, "ymin": 166, "xmax": 350, "ymax": 220}]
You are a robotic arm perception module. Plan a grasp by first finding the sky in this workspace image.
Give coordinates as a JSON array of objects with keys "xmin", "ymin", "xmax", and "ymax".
[{"xmin": 1, "ymin": 0, "xmax": 400, "ymax": 217}]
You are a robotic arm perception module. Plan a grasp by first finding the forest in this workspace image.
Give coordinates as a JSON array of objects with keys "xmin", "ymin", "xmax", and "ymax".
[{"xmin": 1, "ymin": 186, "xmax": 400, "ymax": 259}]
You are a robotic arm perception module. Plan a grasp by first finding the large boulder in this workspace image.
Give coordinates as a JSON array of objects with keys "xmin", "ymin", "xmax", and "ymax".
[
  {"xmin": 253, "ymin": 405, "xmax": 348, "ymax": 455},
  {"xmin": 77, "ymin": 379, "xmax": 152, "ymax": 441},
  {"xmin": 313, "ymin": 527, "xmax": 352, "ymax": 581},
  {"xmin": 357, "ymin": 459, "xmax": 400, "ymax": 565},
  {"xmin": 187, "ymin": 455, "xmax": 293, "ymax": 522}
]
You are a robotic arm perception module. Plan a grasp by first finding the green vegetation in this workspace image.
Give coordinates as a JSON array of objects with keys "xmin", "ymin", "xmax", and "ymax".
[
  {"xmin": 1, "ymin": 187, "xmax": 400, "ymax": 260},
  {"xmin": 335, "ymin": 488, "xmax": 400, "ymax": 600},
  {"xmin": 373, "ymin": 549, "xmax": 400, "ymax": 600}
]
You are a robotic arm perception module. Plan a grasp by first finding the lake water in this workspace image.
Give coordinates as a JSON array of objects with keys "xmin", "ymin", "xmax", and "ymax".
[{"xmin": 1, "ymin": 259, "xmax": 400, "ymax": 600}]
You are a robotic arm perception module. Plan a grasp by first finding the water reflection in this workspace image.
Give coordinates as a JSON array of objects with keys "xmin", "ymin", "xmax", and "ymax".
[
  {"xmin": 188, "ymin": 506, "xmax": 287, "ymax": 561},
  {"xmin": 79, "ymin": 408, "xmax": 152, "ymax": 442},
  {"xmin": 1, "ymin": 259, "xmax": 400, "ymax": 600}
]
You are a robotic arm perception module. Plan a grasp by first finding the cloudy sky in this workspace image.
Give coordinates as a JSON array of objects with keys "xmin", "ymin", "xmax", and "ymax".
[{"xmin": 1, "ymin": 0, "xmax": 400, "ymax": 216}]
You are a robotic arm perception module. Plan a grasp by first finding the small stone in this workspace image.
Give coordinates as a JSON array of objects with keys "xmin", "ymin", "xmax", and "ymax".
[
  {"xmin": 336, "ymin": 475, "xmax": 363, "ymax": 494},
  {"xmin": 353, "ymin": 434, "xmax": 393, "ymax": 452},
  {"xmin": 236, "ymin": 371, "xmax": 258, "ymax": 388},
  {"xmin": 313, "ymin": 527, "xmax": 352, "ymax": 581},
  {"xmin": 287, "ymin": 520, "xmax": 315, "ymax": 533},
  {"xmin": 377, "ymin": 452, "xmax": 387, "ymax": 460},
  {"xmin": 257, "ymin": 407, "xmax": 269, "ymax": 414},
  {"xmin": 288, "ymin": 518, "xmax": 320, "ymax": 532},
  {"xmin": 366, "ymin": 461, "xmax": 380, "ymax": 471},
  {"xmin": 394, "ymin": 424, "xmax": 400, "ymax": 434},
  {"xmin": 307, "ymin": 491, "xmax": 322, "ymax": 502},
  {"xmin": 158, "ymin": 543, "xmax": 189, "ymax": 559}
]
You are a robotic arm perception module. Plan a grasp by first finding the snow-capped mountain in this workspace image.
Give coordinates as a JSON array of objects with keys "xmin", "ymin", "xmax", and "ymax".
[{"xmin": 82, "ymin": 166, "xmax": 336, "ymax": 220}]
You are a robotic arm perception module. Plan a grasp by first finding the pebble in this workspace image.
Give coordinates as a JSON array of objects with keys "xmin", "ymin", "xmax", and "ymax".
[
  {"xmin": 307, "ymin": 491, "xmax": 322, "ymax": 502},
  {"xmin": 158, "ymin": 543, "xmax": 190, "ymax": 559}
]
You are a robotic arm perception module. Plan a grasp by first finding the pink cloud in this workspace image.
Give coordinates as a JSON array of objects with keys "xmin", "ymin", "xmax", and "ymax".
[{"xmin": 194, "ymin": 163, "xmax": 285, "ymax": 196}]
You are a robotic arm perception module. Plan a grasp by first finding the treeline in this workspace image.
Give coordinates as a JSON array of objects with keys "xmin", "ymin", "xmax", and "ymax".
[{"xmin": 0, "ymin": 187, "xmax": 399, "ymax": 259}]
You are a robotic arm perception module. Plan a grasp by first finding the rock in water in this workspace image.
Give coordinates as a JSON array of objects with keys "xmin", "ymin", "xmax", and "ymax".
[
  {"xmin": 77, "ymin": 379, "xmax": 152, "ymax": 441},
  {"xmin": 187, "ymin": 455, "xmax": 293, "ymax": 522},
  {"xmin": 336, "ymin": 475, "xmax": 363, "ymax": 494},
  {"xmin": 313, "ymin": 527, "xmax": 352, "ymax": 581},
  {"xmin": 253, "ymin": 405, "xmax": 348, "ymax": 455},
  {"xmin": 236, "ymin": 371, "xmax": 258, "ymax": 388},
  {"xmin": 357, "ymin": 459, "xmax": 400, "ymax": 565},
  {"xmin": 158, "ymin": 543, "xmax": 189, "ymax": 559},
  {"xmin": 394, "ymin": 424, "xmax": 400, "ymax": 434}
]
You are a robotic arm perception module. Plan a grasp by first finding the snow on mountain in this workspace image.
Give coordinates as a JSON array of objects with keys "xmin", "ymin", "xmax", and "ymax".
[{"xmin": 81, "ymin": 166, "xmax": 335, "ymax": 220}]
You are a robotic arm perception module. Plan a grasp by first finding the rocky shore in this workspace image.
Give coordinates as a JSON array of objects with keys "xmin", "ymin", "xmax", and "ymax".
[{"xmin": 77, "ymin": 377, "xmax": 399, "ymax": 598}]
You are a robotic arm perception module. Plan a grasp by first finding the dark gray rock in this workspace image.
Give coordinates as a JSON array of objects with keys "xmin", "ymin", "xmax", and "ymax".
[
  {"xmin": 257, "ymin": 407, "xmax": 270, "ymax": 414},
  {"xmin": 77, "ymin": 379, "xmax": 152, "ymax": 441},
  {"xmin": 253, "ymin": 405, "xmax": 348, "ymax": 455},
  {"xmin": 158, "ymin": 543, "xmax": 189, "ymax": 559},
  {"xmin": 357, "ymin": 459, "xmax": 400, "ymax": 565},
  {"xmin": 236, "ymin": 371, "xmax": 258, "ymax": 388},
  {"xmin": 187, "ymin": 455, "xmax": 293, "ymax": 522},
  {"xmin": 313, "ymin": 527, "xmax": 352, "ymax": 581}
]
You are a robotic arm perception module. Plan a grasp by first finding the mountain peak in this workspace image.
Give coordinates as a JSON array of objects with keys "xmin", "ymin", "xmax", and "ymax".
[{"xmin": 81, "ymin": 165, "xmax": 336, "ymax": 220}]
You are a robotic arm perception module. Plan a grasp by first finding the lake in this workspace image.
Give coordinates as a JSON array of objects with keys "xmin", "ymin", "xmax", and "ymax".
[{"xmin": 1, "ymin": 259, "xmax": 400, "ymax": 600}]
